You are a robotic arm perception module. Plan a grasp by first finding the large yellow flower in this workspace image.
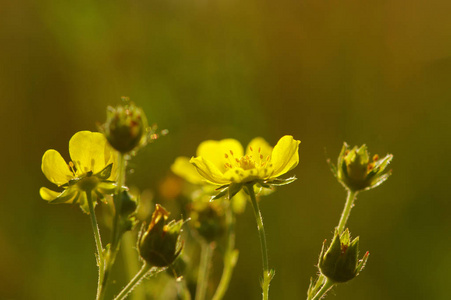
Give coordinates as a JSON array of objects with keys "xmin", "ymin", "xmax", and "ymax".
[
  {"xmin": 190, "ymin": 135, "xmax": 300, "ymax": 185},
  {"xmin": 40, "ymin": 131, "xmax": 118, "ymax": 213}
]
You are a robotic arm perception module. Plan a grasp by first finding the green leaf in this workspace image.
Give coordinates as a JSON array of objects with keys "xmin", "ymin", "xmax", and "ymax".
[{"xmin": 96, "ymin": 163, "xmax": 113, "ymax": 180}]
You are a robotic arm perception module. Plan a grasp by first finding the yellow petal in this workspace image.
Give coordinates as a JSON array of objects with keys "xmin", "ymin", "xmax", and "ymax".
[
  {"xmin": 69, "ymin": 131, "xmax": 108, "ymax": 174},
  {"xmin": 190, "ymin": 156, "xmax": 229, "ymax": 185},
  {"xmin": 270, "ymin": 135, "xmax": 301, "ymax": 178},
  {"xmin": 39, "ymin": 187, "xmax": 61, "ymax": 201},
  {"xmin": 196, "ymin": 139, "xmax": 244, "ymax": 173},
  {"xmin": 246, "ymin": 137, "xmax": 273, "ymax": 166},
  {"xmin": 171, "ymin": 156, "xmax": 206, "ymax": 185},
  {"xmin": 105, "ymin": 146, "xmax": 118, "ymax": 181},
  {"xmin": 41, "ymin": 149, "xmax": 73, "ymax": 186}
]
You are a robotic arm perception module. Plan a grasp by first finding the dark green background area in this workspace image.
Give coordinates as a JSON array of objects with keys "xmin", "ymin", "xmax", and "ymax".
[{"xmin": 1, "ymin": 0, "xmax": 451, "ymax": 299}]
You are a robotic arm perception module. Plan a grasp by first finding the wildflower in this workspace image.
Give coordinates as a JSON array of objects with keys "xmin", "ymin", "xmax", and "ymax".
[
  {"xmin": 189, "ymin": 135, "xmax": 300, "ymax": 197},
  {"xmin": 318, "ymin": 229, "xmax": 369, "ymax": 283},
  {"xmin": 138, "ymin": 204, "xmax": 185, "ymax": 267},
  {"xmin": 103, "ymin": 99, "xmax": 148, "ymax": 154},
  {"xmin": 39, "ymin": 131, "xmax": 117, "ymax": 213},
  {"xmin": 331, "ymin": 143, "xmax": 393, "ymax": 192}
]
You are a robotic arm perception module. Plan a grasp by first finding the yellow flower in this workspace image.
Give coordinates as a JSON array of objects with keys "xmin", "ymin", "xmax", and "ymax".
[
  {"xmin": 40, "ymin": 131, "xmax": 118, "ymax": 213},
  {"xmin": 190, "ymin": 135, "xmax": 300, "ymax": 185},
  {"xmin": 171, "ymin": 156, "xmax": 248, "ymax": 213}
]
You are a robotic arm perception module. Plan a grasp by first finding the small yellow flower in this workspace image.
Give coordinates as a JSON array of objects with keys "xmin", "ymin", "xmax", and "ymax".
[
  {"xmin": 189, "ymin": 135, "xmax": 300, "ymax": 185},
  {"xmin": 171, "ymin": 156, "xmax": 247, "ymax": 213},
  {"xmin": 39, "ymin": 131, "xmax": 118, "ymax": 213}
]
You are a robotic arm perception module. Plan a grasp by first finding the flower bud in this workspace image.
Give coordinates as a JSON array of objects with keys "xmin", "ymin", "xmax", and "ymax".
[
  {"xmin": 189, "ymin": 201, "xmax": 226, "ymax": 243},
  {"xmin": 104, "ymin": 98, "xmax": 148, "ymax": 153},
  {"xmin": 318, "ymin": 229, "xmax": 369, "ymax": 283},
  {"xmin": 115, "ymin": 190, "xmax": 138, "ymax": 232},
  {"xmin": 333, "ymin": 143, "xmax": 393, "ymax": 192},
  {"xmin": 138, "ymin": 204, "xmax": 184, "ymax": 267}
]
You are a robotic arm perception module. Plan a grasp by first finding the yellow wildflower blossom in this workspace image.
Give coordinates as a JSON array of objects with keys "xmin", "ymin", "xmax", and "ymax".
[
  {"xmin": 40, "ymin": 131, "xmax": 118, "ymax": 213},
  {"xmin": 172, "ymin": 155, "xmax": 247, "ymax": 213},
  {"xmin": 190, "ymin": 135, "xmax": 300, "ymax": 185}
]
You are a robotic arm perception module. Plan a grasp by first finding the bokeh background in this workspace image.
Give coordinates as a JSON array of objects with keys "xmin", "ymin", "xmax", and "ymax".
[{"xmin": 1, "ymin": 0, "xmax": 451, "ymax": 299}]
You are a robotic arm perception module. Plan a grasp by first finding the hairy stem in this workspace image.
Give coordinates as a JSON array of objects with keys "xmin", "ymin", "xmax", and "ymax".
[
  {"xmin": 121, "ymin": 232, "xmax": 145, "ymax": 300},
  {"xmin": 337, "ymin": 190, "xmax": 358, "ymax": 234},
  {"xmin": 246, "ymin": 184, "xmax": 271, "ymax": 300},
  {"xmin": 98, "ymin": 153, "xmax": 127, "ymax": 300},
  {"xmin": 114, "ymin": 264, "xmax": 164, "ymax": 300},
  {"xmin": 86, "ymin": 190, "xmax": 104, "ymax": 300},
  {"xmin": 311, "ymin": 278, "xmax": 334, "ymax": 300}
]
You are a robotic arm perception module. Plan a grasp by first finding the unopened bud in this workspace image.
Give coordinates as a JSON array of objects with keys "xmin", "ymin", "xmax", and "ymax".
[
  {"xmin": 104, "ymin": 98, "xmax": 148, "ymax": 153},
  {"xmin": 138, "ymin": 204, "xmax": 185, "ymax": 267},
  {"xmin": 333, "ymin": 143, "xmax": 393, "ymax": 192},
  {"xmin": 319, "ymin": 229, "xmax": 369, "ymax": 283}
]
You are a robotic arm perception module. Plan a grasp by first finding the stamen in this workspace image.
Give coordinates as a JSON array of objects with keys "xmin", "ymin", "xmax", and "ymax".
[
  {"xmin": 230, "ymin": 150, "xmax": 234, "ymax": 156},
  {"xmin": 225, "ymin": 153, "xmax": 229, "ymax": 158},
  {"xmin": 260, "ymin": 154, "xmax": 264, "ymax": 160},
  {"xmin": 373, "ymin": 154, "xmax": 379, "ymax": 161},
  {"xmin": 68, "ymin": 161, "xmax": 76, "ymax": 175},
  {"xmin": 258, "ymin": 147, "xmax": 261, "ymax": 153},
  {"xmin": 250, "ymin": 146, "xmax": 253, "ymax": 151}
]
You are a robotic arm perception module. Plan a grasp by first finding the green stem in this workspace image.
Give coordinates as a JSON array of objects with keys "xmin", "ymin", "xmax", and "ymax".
[
  {"xmin": 246, "ymin": 184, "xmax": 271, "ymax": 300},
  {"xmin": 311, "ymin": 278, "xmax": 334, "ymax": 300},
  {"xmin": 212, "ymin": 204, "xmax": 237, "ymax": 300},
  {"xmin": 98, "ymin": 153, "xmax": 127, "ymax": 300},
  {"xmin": 336, "ymin": 190, "xmax": 358, "ymax": 234},
  {"xmin": 307, "ymin": 190, "xmax": 359, "ymax": 299},
  {"xmin": 114, "ymin": 263, "xmax": 161, "ymax": 300},
  {"xmin": 87, "ymin": 190, "xmax": 104, "ymax": 263},
  {"xmin": 195, "ymin": 242, "xmax": 214, "ymax": 300},
  {"xmin": 86, "ymin": 190, "xmax": 105, "ymax": 300},
  {"xmin": 121, "ymin": 232, "xmax": 145, "ymax": 300}
]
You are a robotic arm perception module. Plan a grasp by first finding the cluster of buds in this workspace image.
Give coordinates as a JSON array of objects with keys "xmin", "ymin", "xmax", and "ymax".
[
  {"xmin": 103, "ymin": 98, "xmax": 148, "ymax": 154},
  {"xmin": 332, "ymin": 143, "xmax": 393, "ymax": 192},
  {"xmin": 138, "ymin": 204, "xmax": 185, "ymax": 267},
  {"xmin": 318, "ymin": 229, "xmax": 369, "ymax": 283}
]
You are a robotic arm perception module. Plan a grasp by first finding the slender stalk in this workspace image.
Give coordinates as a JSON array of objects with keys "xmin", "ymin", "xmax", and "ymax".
[
  {"xmin": 307, "ymin": 190, "xmax": 358, "ymax": 299},
  {"xmin": 121, "ymin": 232, "xmax": 145, "ymax": 300},
  {"xmin": 195, "ymin": 242, "xmax": 214, "ymax": 300},
  {"xmin": 98, "ymin": 153, "xmax": 127, "ymax": 300},
  {"xmin": 87, "ymin": 190, "xmax": 104, "ymax": 263},
  {"xmin": 246, "ymin": 184, "xmax": 271, "ymax": 300},
  {"xmin": 336, "ymin": 190, "xmax": 358, "ymax": 234},
  {"xmin": 311, "ymin": 278, "xmax": 334, "ymax": 300},
  {"xmin": 114, "ymin": 263, "xmax": 155, "ymax": 300},
  {"xmin": 212, "ymin": 204, "xmax": 237, "ymax": 300},
  {"xmin": 86, "ymin": 190, "xmax": 105, "ymax": 300}
]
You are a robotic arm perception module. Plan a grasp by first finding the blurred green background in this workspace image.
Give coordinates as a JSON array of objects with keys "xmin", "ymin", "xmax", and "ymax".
[{"xmin": 1, "ymin": 0, "xmax": 451, "ymax": 299}]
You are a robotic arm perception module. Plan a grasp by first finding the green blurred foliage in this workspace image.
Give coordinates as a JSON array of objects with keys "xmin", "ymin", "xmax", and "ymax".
[{"xmin": 1, "ymin": 0, "xmax": 451, "ymax": 299}]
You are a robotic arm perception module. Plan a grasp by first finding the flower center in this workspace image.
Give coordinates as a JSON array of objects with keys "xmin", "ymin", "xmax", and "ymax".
[
  {"xmin": 78, "ymin": 174, "xmax": 100, "ymax": 191},
  {"xmin": 223, "ymin": 147, "xmax": 271, "ymax": 171}
]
